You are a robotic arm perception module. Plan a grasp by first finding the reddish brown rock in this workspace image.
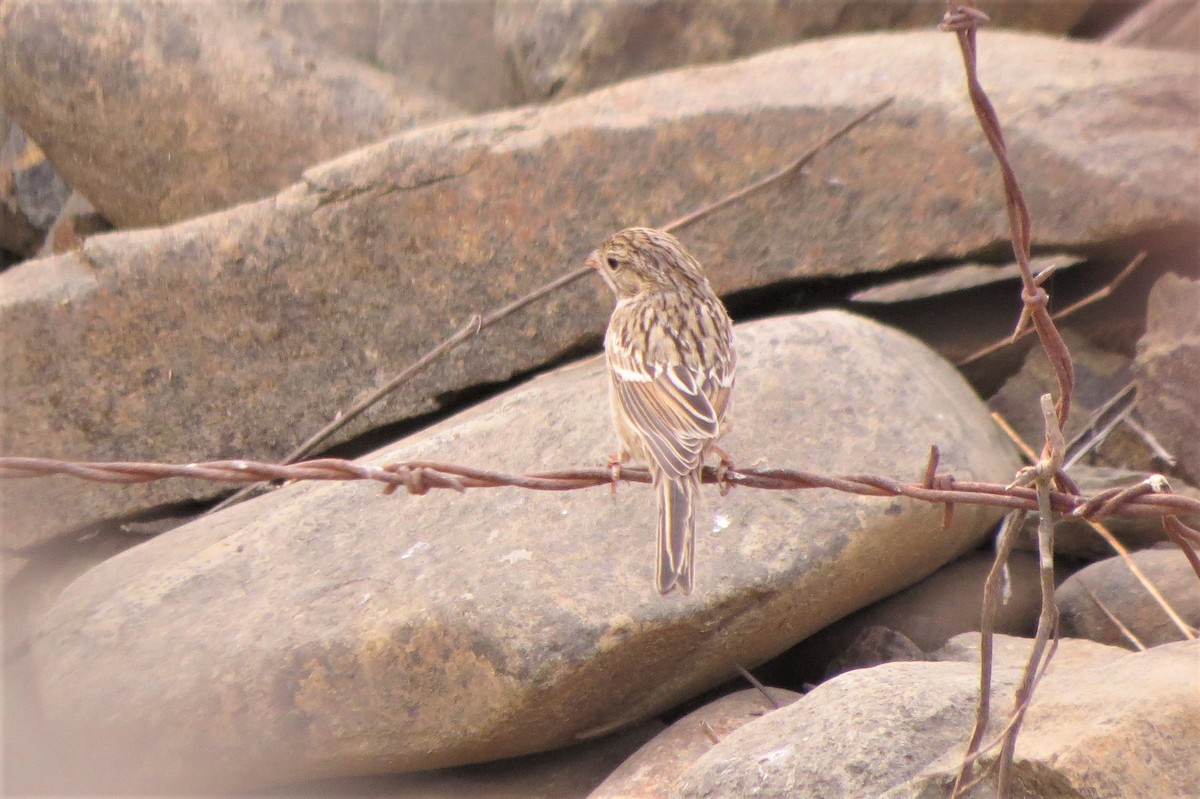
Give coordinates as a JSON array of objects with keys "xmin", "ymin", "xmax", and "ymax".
[
  {"xmin": 1134, "ymin": 273, "xmax": 1200, "ymax": 485},
  {"xmin": 0, "ymin": 0, "xmax": 459, "ymax": 228}
]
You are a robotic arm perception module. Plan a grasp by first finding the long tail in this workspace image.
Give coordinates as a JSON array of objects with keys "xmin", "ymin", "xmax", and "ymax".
[{"xmin": 656, "ymin": 474, "xmax": 697, "ymax": 595}]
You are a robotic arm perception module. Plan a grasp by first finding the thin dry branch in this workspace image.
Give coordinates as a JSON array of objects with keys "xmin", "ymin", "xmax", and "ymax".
[
  {"xmin": 735, "ymin": 664, "xmax": 786, "ymax": 710},
  {"xmin": 662, "ymin": 97, "xmax": 894, "ymax": 233}
]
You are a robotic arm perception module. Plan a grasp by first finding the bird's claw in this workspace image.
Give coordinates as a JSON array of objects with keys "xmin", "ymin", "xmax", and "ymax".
[{"xmin": 712, "ymin": 445, "xmax": 735, "ymax": 497}]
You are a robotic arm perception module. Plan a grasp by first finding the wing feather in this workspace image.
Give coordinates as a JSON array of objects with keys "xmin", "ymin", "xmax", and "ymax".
[{"xmin": 609, "ymin": 343, "xmax": 719, "ymax": 478}]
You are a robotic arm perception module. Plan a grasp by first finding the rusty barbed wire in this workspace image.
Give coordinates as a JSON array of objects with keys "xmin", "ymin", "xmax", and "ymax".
[
  {"xmin": 2, "ymin": 454, "xmax": 1198, "ymax": 523},
  {"xmin": 936, "ymin": 3, "xmax": 1168, "ymax": 796},
  {"xmin": 943, "ymin": 2, "xmax": 1075, "ymax": 446}
]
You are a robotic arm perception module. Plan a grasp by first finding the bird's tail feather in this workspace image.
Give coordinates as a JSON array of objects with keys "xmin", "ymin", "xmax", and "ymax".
[{"xmin": 656, "ymin": 476, "xmax": 696, "ymax": 595}]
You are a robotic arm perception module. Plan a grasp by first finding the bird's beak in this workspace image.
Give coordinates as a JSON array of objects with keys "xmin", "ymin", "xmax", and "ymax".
[{"xmin": 585, "ymin": 250, "xmax": 601, "ymax": 271}]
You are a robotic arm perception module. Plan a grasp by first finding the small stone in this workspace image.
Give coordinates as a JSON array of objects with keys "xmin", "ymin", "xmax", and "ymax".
[
  {"xmin": 589, "ymin": 688, "xmax": 801, "ymax": 799},
  {"xmin": 1057, "ymin": 545, "xmax": 1200, "ymax": 649}
]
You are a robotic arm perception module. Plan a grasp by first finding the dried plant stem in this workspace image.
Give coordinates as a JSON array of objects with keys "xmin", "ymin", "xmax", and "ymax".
[
  {"xmin": 952, "ymin": 510, "xmax": 1024, "ymax": 796},
  {"xmin": 998, "ymin": 436, "xmax": 1060, "ymax": 794},
  {"xmin": 735, "ymin": 664, "xmax": 785, "ymax": 709},
  {"xmin": 990, "ymin": 412, "xmax": 1037, "ymax": 462}
]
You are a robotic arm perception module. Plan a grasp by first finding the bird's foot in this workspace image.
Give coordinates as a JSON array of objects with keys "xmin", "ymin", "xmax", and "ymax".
[
  {"xmin": 606, "ymin": 452, "xmax": 623, "ymax": 496},
  {"xmin": 712, "ymin": 445, "xmax": 735, "ymax": 496}
]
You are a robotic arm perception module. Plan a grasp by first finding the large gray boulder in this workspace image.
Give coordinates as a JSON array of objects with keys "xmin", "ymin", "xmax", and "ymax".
[{"xmin": 31, "ymin": 311, "xmax": 1018, "ymax": 791}]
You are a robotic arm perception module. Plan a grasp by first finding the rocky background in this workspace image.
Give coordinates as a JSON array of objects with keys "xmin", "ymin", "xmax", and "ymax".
[{"xmin": 2, "ymin": 1, "xmax": 1198, "ymax": 797}]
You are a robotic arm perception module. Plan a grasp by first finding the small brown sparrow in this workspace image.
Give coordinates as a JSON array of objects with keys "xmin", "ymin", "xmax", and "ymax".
[{"xmin": 587, "ymin": 227, "xmax": 736, "ymax": 595}]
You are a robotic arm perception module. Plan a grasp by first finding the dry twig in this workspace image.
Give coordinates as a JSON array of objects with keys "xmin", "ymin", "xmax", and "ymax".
[{"xmin": 735, "ymin": 664, "xmax": 785, "ymax": 710}]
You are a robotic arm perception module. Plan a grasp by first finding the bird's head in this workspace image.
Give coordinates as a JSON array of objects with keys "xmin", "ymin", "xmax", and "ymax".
[{"xmin": 586, "ymin": 227, "xmax": 707, "ymax": 300}]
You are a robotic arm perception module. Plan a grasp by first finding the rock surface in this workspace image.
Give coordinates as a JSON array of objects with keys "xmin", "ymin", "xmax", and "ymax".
[
  {"xmin": 31, "ymin": 311, "xmax": 1017, "ymax": 791},
  {"xmin": 1104, "ymin": 0, "xmax": 1200, "ymax": 51},
  {"xmin": 3, "ymin": 31, "xmax": 1196, "ymax": 547},
  {"xmin": 237, "ymin": 0, "xmax": 382, "ymax": 63},
  {"xmin": 0, "ymin": 119, "xmax": 70, "ymax": 258},
  {"xmin": 1057, "ymin": 546, "xmax": 1200, "ymax": 648},
  {"xmin": 493, "ymin": 0, "xmax": 1101, "ymax": 102},
  {"xmin": 282, "ymin": 721, "xmax": 664, "ymax": 799},
  {"xmin": 366, "ymin": 0, "xmax": 1110, "ymax": 111},
  {"xmin": 776, "ymin": 549, "xmax": 1043, "ymax": 685},
  {"xmin": 676, "ymin": 633, "xmax": 1200, "ymax": 798},
  {"xmin": 0, "ymin": 0, "xmax": 459, "ymax": 228},
  {"xmin": 377, "ymin": 0, "xmax": 521, "ymax": 112},
  {"xmin": 988, "ymin": 329, "xmax": 1135, "ymax": 460},
  {"xmin": 588, "ymin": 688, "xmax": 801, "ymax": 799},
  {"xmin": 1134, "ymin": 273, "xmax": 1200, "ymax": 485}
]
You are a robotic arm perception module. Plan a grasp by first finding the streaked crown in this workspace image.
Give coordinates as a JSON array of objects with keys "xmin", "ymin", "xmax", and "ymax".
[{"xmin": 587, "ymin": 227, "xmax": 710, "ymax": 299}]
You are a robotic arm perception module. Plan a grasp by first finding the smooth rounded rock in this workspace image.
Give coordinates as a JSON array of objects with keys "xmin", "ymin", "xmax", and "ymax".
[
  {"xmin": 676, "ymin": 634, "xmax": 1200, "ymax": 798},
  {"xmin": 588, "ymin": 687, "xmax": 801, "ymax": 799},
  {"xmin": 0, "ymin": 0, "xmax": 458, "ymax": 228},
  {"xmin": 1057, "ymin": 546, "xmax": 1200, "ymax": 648},
  {"xmin": 32, "ymin": 311, "xmax": 1017, "ymax": 791}
]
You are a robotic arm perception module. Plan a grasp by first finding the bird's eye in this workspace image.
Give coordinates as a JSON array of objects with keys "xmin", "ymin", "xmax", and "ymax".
[{"xmin": 606, "ymin": 256, "xmax": 620, "ymax": 270}]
